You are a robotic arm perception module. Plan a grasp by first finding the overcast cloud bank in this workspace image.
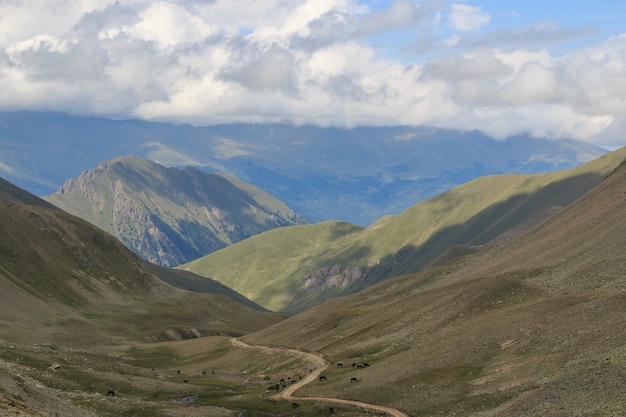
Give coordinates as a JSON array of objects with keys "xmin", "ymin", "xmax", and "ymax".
[{"xmin": 0, "ymin": 0, "xmax": 625, "ymax": 147}]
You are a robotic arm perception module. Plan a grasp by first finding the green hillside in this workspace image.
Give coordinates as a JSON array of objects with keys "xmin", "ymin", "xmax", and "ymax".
[
  {"xmin": 44, "ymin": 155, "xmax": 306, "ymax": 267},
  {"xmin": 0, "ymin": 179, "xmax": 286, "ymax": 347},
  {"xmin": 181, "ymin": 147, "xmax": 626, "ymax": 313}
]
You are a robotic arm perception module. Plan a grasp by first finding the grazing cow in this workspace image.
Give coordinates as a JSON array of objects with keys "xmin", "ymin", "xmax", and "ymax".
[
  {"xmin": 183, "ymin": 379, "xmax": 189, "ymax": 383},
  {"xmin": 351, "ymin": 377, "xmax": 358, "ymax": 383},
  {"xmin": 319, "ymin": 375, "xmax": 327, "ymax": 381},
  {"xmin": 177, "ymin": 370, "xmax": 181, "ymax": 375},
  {"xmin": 202, "ymin": 371, "xmax": 207, "ymax": 376},
  {"xmin": 336, "ymin": 363, "xmax": 343, "ymax": 368},
  {"xmin": 280, "ymin": 378, "xmax": 285, "ymax": 384},
  {"xmin": 291, "ymin": 402, "xmax": 299, "ymax": 409},
  {"xmin": 357, "ymin": 364, "xmax": 364, "ymax": 369},
  {"xmin": 329, "ymin": 407, "xmax": 335, "ymax": 414},
  {"xmin": 363, "ymin": 363, "xmax": 370, "ymax": 368},
  {"xmin": 106, "ymin": 390, "xmax": 115, "ymax": 397}
]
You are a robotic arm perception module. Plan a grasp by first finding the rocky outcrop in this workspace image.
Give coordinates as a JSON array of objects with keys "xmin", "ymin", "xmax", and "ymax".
[{"xmin": 304, "ymin": 265, "xmax": 365, "ymax": 291}]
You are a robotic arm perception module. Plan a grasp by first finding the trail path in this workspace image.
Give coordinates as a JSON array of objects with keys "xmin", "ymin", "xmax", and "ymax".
[{"xmin": 230, "ymin": 338, "xmax": 409, "ymax": 417}]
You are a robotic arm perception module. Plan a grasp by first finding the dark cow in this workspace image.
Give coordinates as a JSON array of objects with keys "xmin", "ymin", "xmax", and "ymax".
[
  {"xmin": 336, "ymin": 363, "xmax": 343, "ymax": 368},
  {"xmin": 106, "ymin": 390, "xmax": 115, "ymax": 397},
  {"xmin": 291, "ymin": 402, "xmax": 300, "ymax": 409},
  {"xmin": 350, "ymin": 377, "xmax": 358, "ymax": 383},
  {"xmin": 319, "ymin": 375, "xmax": 327, "ymax": 381}
]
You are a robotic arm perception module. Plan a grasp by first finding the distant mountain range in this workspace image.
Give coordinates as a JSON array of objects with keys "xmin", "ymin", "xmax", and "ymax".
[
  {"xmin": 44, "ymin": 155, "xmax": 306, "ymax": 267},
  {"xmin": 180, "ymin": 147, "xmax": 626, "ymax": 313},
  {"xmin": 0, "ymin": 111, "xmax": 608, "ymax": 225}
]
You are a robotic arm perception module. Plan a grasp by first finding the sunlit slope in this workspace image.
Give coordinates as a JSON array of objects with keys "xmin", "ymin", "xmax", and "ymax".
[
  {"xmin": 181, "ymin": 147, "xmax": 626, "ymax": 313},
  {"xmin": 44, "ymin": 155, "xmax": 306, "ymax": 267},
  {"xmin": 243, "ymin": 157, "xmax": 626, "ymax": 416},
  {"xmin": 0, "ymin": 179, "xmax": 285, "ymax": 347},
  {"xmin": 180, "ymin": 221, "xmax": 364, "ymax": 312}
]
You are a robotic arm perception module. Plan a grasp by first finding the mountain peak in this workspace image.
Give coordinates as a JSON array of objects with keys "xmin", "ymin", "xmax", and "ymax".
[{"xmin": 47, "ymin": 156, "xmax": 307, "ymax": 267}]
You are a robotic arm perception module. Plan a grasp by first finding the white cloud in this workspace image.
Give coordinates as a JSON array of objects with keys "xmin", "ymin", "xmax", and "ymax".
[
  {"xmin": 0, "ymin": 1, "xmax": 625, "ymax": 147},
  {"xmin": 125, "ymin": 2, "xmax": 216, "ymax": 48},
  {"xmin": 448, "ymin": 3, "xmax": 490, "ymax": 32}
]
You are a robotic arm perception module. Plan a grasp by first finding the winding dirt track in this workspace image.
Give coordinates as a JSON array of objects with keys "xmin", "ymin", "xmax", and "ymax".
[{"xmin": 230, "ymin": 338, "xmax": 409, "ymax": 417}]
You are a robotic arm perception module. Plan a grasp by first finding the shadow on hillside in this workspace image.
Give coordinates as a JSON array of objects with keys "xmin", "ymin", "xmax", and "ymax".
[{"xmin": 280, "ymin": 170, "xmax": 609, "ymax": 313}]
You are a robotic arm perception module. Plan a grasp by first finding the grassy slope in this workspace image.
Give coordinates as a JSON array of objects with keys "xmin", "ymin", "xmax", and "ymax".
[
  {"xmin": 181, "ymin": 147, "xmax": 626, "ymax": 313},
  {"xmin": 180, "ymin": 221, "xmax": 364, "ymax": 311},
  {"xmin": 242, "ymin": 156, "xmax": 626, "ymax": 416},
  {"xmin": 0, "ymin": 181, "xmax": 286, "ymax": 347}
]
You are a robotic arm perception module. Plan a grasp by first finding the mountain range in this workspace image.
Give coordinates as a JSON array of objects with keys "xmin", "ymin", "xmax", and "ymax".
[
  {"xmin": 0, "ymin": 144, "xmax": 624, "ymax": 416},
  {"xmin": 0, "ymin": 111, "xmax": 607, "ymax": 225},
  {"xmin": 44, "ymin": 155, "xmax": 306, "ymax": 267}
]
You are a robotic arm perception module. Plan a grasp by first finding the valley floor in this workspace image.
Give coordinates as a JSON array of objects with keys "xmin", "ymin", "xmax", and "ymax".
[
  {"xmin": 0, "ymin": 338, "xmax": 406, "ymax": 417},
  {"xmin": 230, "ymin": 338, "xmax": 409, "ymax": 417}
]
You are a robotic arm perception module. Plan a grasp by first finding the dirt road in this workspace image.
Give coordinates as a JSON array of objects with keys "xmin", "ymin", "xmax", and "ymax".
[{"xmin": 230, "ymin": 338, "xmax": 409, "ymax": 417}]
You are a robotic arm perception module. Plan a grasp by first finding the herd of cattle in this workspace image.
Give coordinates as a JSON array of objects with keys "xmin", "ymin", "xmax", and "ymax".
[{"xmin": 267, "ymin": 361, "xmax": 371, "ymax": 392}]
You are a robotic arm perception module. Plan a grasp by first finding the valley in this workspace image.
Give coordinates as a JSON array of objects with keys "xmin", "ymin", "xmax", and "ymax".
[
  {"xmin": 0, "ymin": 141, "xmax": 625, "ymax": 415},
  {"xmin": 0, "ymin": 337, "xmax": 404, "ymax": 417},
  {"xmin": 1, "ymin": 1, "xmax": 625, "ymax": 414}
]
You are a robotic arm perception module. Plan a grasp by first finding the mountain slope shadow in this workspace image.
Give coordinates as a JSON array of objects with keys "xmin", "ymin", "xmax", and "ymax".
[{"xmin": 279, "ymin": 170, "xmax": 609, "ymax": 312}]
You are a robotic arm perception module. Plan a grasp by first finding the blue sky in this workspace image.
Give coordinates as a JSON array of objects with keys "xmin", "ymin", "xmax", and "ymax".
[{"xmin": 0, "ymin": 1, "xmax": 625, "ymax": 148}]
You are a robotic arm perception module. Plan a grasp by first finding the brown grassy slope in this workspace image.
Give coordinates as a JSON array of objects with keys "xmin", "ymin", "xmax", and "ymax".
[
  {"xmin": 0, "ymin": 183, "xmax": 285, "ymax": 347},
  {"xmin": 243, "ymin": 161, "xmax": 626, "ymax": 416}
]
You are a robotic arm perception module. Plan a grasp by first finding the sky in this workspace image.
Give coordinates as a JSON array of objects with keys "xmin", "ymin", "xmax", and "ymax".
[{"xmin": 0, "ymin": 1, "xmax": 625, "ymax": 148}]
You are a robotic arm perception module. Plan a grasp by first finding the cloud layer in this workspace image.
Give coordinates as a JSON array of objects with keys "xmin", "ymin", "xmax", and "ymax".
[{"xmin": 0, "ymin": 0, "xmax": 625, "ymax": 146}]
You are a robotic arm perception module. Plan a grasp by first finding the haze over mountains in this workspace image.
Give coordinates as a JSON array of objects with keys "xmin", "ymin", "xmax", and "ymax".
[{"xmin": 0, "ymin": 111, "xmax": 607, "ymax": 225}]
